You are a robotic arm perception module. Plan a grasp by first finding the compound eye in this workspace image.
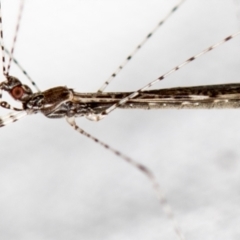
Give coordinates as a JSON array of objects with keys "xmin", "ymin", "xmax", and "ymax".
[{"xmin": 11, "ymin": 85, "xmax": 24, "ymax": 100}]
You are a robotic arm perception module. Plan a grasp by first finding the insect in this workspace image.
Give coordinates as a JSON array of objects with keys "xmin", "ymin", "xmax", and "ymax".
[{"xmin": 1, "ymin": 0, "xmax": 240, "ymax": 239}]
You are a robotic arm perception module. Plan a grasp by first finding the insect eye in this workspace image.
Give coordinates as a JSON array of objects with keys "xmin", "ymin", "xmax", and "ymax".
[{"xmin": 10, "ymin": 85, "xmax": 24, "ymax": 100}]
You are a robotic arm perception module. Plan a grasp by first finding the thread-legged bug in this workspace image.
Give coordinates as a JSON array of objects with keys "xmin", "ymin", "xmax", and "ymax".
[{"xmin": 1, "ymin": 1, "xmax": 240, "ymax": 239}]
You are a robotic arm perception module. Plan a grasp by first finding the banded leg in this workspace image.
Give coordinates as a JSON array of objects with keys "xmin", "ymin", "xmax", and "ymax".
[
  {"xmin": 6, "ymin": 0, "xmax": 25, "ymax": 75},
  {"xmin": 0, "ymin": 111, "xmax": 27, "ymax": 127},
  {"xmin": 66, "ymin": 116, "xmax": 185, "ymax": 240},
  {"xmin": 0, "ymin": 0, "xmax": 38, "ymax": 113},
  {"xmin": 0, "ymin": 0, "xmax": 39, "ymax": 92},
  {"xmin": 97, "ymin": 0, "xmax": 186, "ymax": 93},
  {"xmin": 0, "ymin": 101, "xmax": 23, "ymax": 111},
  {"xmin": 0, "ymin": 0, "xmax": 6, "ymax": 75},
  {"xmin": 89, "ymin": 30, "xmax": 240, "ymax": 121},
  {"xmin": 4, "ymin": 48, "xmax": 41, "ymax": 92}
]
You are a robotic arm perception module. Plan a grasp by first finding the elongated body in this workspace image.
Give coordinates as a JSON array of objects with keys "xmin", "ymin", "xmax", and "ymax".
[
  {"xmin": 73, "ymin": 83, "xmax": 240, "ymax": 111},
  {"xmin": 3, "ymin": 77, "xmax": 240, "ymax": 120},
  {"xmin": 31, "ymin": 83, "xmax": 240, "ymax": 119}
]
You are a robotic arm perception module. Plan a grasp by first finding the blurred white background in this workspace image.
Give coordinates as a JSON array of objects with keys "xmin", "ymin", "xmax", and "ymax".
[{"xmin": 1, "ymin": 0, "xmax": 240, "ymax": 239}]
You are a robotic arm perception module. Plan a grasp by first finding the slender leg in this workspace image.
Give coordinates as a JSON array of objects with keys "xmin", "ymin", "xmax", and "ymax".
[
  {"xmin": 5, "ymin": 48, "xmax": 41, "ymax": 92},
  {"xmin": 0, "ymin": 111, "xmax": 27, "ymax": 127},
  {"xmin": 97, "ymin": 0, "xmax": 186, "ymax": 93},
  {"xmin": 88, "ymin": 31, "xmax": 240, "ymax": 121},
  {"xmin": 0, "ymin": 101, "xmax": 23, "ymax": 111},
  {"xmin": 66, "ymin": 116, "xmax": 185, "ymax": 240},
  {"xmin": 6, "ymin": 0, "xmax": 25, "ymax": 75}
]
